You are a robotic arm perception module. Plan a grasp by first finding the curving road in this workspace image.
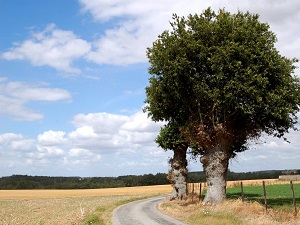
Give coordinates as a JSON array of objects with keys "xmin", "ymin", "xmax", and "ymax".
[{"xmin": 113, "ymin": 196, "xmax": 186, "ymax": 225}]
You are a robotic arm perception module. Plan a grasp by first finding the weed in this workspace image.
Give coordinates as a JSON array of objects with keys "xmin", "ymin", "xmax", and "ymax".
[{"xmin": 83, "ymin": 214, "xmax": 104, "ymax": 225}]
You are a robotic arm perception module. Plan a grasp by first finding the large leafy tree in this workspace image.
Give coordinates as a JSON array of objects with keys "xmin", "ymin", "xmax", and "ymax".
[
  {"xmin": 156, "ymin": 123, "xmax": 189, "ymax": 199},
  {"xmin": 145, "ymin": 8, "xmax": 300, "ymax": 204}
]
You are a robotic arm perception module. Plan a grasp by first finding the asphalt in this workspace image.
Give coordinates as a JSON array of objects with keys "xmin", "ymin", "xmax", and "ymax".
[{"xmin": 113, "ymin": 196, "xmax": 187, "ymax": 225}]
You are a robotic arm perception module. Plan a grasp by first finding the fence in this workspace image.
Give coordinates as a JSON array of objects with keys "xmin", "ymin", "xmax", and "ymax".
[{"xmin": 187, "ymin": 180, "xmax": 298, "ymax": 216}]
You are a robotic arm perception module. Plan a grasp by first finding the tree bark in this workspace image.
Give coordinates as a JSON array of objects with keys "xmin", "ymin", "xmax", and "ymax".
[
  {"xmin": 169, "ymin": 144, "xmax": 188, "ymax": 200},
  {"xmin": 200, "ymin": 143, "xmax": 231, "ymax": 204}
]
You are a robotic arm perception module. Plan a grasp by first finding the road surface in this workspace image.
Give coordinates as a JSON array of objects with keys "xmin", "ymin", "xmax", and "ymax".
[{"xmin": 113, "ymin": 196, "xmax": 186, "ymax": 225}]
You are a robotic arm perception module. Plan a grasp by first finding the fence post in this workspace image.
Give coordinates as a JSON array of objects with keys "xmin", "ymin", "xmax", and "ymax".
[
  {"xmin": 290, "ymin": 181, "xmax": 297, "ymax": 216},
  {"xmin": 240, "ymin": 181, "xmax": 244, "ymax": 202},
  {"xmin": 262, "ymin": 181, "xmax": 268, "ymax": 212},
  {"xmin": 192, "ymin": 183, "xmax": 195, "ymax": 202},
  {"xmin": 199, "ymin": 182, "xmax": 202, "ymax": 201}
]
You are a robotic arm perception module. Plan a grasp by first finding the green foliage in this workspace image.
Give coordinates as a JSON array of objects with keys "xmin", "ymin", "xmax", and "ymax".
[
  {"xmin": 0, "ymin": 173, "xmax": 169, "ymax": 190},
  {"xmin": 145, "ymin": 7, "xmax": 300, "ymax": 153},
  {"xmin": 155, "ymin": 123, "xmax": 186, "ymax": 150}
]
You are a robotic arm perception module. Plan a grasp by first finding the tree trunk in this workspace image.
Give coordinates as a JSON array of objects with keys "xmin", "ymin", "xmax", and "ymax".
[
  {"xmin": 200, "ymin": 143, "xmax": 231, "ymax": 204},
  {"xmin": 169, "ymin": 144, "xmax": 188, "ymax": 200}
]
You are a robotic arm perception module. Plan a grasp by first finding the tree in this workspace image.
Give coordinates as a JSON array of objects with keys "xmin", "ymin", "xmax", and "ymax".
[
  {"xmin": 156, "ymin": 123, "xmax": 188, "ymax": 199},
  {"xmin": 145, "ymin": 8, "xmax": 300, "ymax": 204}
]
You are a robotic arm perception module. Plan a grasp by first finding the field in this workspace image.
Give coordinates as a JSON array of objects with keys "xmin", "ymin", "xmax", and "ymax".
[
  {"xmin": 0, "ymin": 185, "xmax": 172, "ymax": 225},
  {"xmin": 1, "ymin": 180, "xmax": 300, "ymax": 225},
  {"xmin": 227, "ymin": 183, "xmax": 300, "ymax": 211}
]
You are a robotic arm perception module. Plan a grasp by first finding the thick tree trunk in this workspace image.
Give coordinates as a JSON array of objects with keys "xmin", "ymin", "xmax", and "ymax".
[
  {"xmin": 169, "ymin": 144, "xmax": 188, "ymax": 200},
  {"xmin": 200, "ymin": 143, "xmax": 231, "ymax": 205}
]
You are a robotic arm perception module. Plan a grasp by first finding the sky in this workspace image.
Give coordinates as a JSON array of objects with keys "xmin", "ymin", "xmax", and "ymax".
[{"xmin": 0, "ymin": 0, "xmax": 300, "ymax": 178}]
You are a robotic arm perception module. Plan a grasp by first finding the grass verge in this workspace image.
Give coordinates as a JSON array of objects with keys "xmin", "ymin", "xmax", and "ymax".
[{"xmin": 160, "ymin": 182, "xmax": 300, "ymax": 225}]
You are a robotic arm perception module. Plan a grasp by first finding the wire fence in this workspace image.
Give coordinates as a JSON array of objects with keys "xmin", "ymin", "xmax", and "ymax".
[{"xmin": 187, "ymin": 180, "xmax": 299, "ymax": 216}]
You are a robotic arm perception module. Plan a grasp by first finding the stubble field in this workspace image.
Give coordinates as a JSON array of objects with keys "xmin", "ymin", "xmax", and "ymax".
[{"xmin": 0, "ymin": 185, "xmax": 172, "ymax": 225}]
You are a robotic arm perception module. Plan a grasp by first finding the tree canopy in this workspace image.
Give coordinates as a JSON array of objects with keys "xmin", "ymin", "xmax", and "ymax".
[
  {"xmin": 145, "ymin": 8, "xmax": 300, "ymax": 204},
  {"xmin": 145, "ymin": 8, "xmax": 300, "ymax": 154}
]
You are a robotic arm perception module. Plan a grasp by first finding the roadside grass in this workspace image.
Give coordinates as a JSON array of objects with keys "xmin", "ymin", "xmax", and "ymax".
[
  {"xmin": 160, "ymin": 181, "xmax": 300, "ymax": 225},
  {"xmin": 159, "ymin": 197, "xmax": 244, "ymax": 225}
]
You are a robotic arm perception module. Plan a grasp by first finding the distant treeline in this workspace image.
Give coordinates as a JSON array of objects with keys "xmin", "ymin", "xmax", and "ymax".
[{"xmin": 0, "ymin": 169, "xmax": 299, "ymax": 190}]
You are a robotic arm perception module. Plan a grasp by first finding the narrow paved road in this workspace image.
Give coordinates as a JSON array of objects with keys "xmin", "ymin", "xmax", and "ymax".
[{"xmin": 113, "ymin": 196, "xmax": 186, "ymax": 225}]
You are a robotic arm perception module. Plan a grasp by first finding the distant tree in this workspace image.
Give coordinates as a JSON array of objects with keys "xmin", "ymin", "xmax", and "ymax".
[
  {"xmin": 145, "ymin": 8, "xmax": 300, "ymax": 204},
  {"xmin": 156, "ymin": 123, "xmax": 188, "ymax": 199}
]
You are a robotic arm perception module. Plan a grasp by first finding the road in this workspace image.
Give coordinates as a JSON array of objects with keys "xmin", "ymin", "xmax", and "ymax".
[{"xmin": 113, "ymin": 196, "xmax": 187, "ymax": 225}]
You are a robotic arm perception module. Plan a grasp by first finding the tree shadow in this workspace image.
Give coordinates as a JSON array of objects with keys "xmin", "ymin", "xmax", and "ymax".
[
  {"xmin": 227, "ymin": 192, "xmax": 261, "ymax": 200},
  {"xmin": 227, "ymin": 192, "xmax": 300, "ymax": 208}
]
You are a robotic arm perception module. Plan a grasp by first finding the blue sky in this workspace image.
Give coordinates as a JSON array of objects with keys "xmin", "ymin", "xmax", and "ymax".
[{"xmin": 0, "ymin": 0, "xmax": 300, "ymax": 177}]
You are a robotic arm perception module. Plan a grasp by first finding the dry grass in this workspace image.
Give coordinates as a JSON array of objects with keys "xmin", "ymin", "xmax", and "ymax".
[
  {"xmin": 159, "ymin": 197, "xmax": 300, "ymax": 225},
  {"xmin": 162, "ymin": 179, "xmax": 300, "ymax": 225},
  {"xmin": 0, "ymin": 185, "xmax": 172, "ymax": 225}
]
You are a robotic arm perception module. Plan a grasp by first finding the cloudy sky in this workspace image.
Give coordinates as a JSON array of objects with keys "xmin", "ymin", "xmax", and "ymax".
[{"xmin": 0, "ymin": 0, "xmax": 300, "ymax": 177}]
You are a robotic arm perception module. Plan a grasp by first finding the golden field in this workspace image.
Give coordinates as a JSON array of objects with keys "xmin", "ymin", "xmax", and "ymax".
[
  {"xmin": 0, "ymin": 185, "xmax": 172, "ymax": 225},
  {"xmin": 0, "ymin": 184, "xmax": 172, "ymax": 199}
]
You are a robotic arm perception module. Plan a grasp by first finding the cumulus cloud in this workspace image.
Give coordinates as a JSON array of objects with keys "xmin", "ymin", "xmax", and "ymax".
[
  {"xmin": 0, "ymin": 110, "xmax": 169, "ymax": 176},
  {"xmin": 3, "ymin": 1, "xmax": 300, "ymax": 69},
  {"xmin": 1, "ymin": 24, "xmax": 91, "ymax": 73},
  {"xmin": 37, "ymin": 130, "xmax": 68, "ymax": 146},
  {"xmin": 69, "ymin": 110, "xmax": 165, "ymax": 153},
  {"xmin": 230, "ymin": 130, "xmax": 300, "ymax": 172},
  {"xmin": 79, "ymin": 0, "xmax": 300, "ymax": 68},
  {"xmin": 0, "ymin": 133, "xmax": 34, "ymax": 151},
  {"xmin": 0, "ymin": 77, "xmax": 71, "ymax": 121},
  {"xmin": 80, "ymin": 0, "xmax": 212, "ymax": 65}
]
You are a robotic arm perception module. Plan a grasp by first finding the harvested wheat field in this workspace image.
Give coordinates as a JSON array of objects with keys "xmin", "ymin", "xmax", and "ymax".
[
  {"xmin": 0, "ymin": 185, "xmax": 172, "ymax": 225},
  {"xmin": 0, "ymin": 184, "xmax": 172, "ymax": 199}
]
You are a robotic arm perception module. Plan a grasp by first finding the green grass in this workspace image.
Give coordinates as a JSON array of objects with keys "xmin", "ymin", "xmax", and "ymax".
[
  {"xmin": 83, "ymin": 213, "xmax": 104, "ymax": 225},
  {"xmin": 226, "ymin": 183, "xmax": 299, "ymax": 211}
]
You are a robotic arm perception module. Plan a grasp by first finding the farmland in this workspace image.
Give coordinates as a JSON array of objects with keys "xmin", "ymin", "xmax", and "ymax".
[
  {"xmin": 0, "ymin": 185, "xmax": 172, "ymax": 225},
  {"xmin": 1, "ymin": 180, "xmax": 300, "ymax": 225}
]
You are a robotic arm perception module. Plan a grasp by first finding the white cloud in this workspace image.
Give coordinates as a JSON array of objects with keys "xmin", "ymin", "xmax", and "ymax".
[
  {"xmin": 0, "ymin": 133, "xmax": 35, "ymax": 152},
  {"xmin": 0, "ymin": 110, "xmax": 168, "ymax": 176},
  {"xmin": 37, "ymin": 130, "xmax": 68, "ymax": 146},
  {"xmin": 79, "ymin": 0, "xmax": 300, "ymax": 69},
  {"xmin": 68, "ymin": 110, "xmax": 164, "ymax": 154},
  {"xmin": 230, "ymin": 130, "xmax": 300, "ymax": 172},
  {"xmin": 1, "ymin": 24, "xmax": 91, "ymax": 73},
  {"xmin": 0, "ymin": 77, "xmax": 71, "ymax": 121},
  {"xmin": 3, "ymin": 1, "xmax": 300, "ymax": 69},
  {"xmin": 80, "ymin": 0, "xmax": 212, "ymax": 65},
  {"xmin": 67, "ymin": 148, "xmax": 101, "ymax": 165}
]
